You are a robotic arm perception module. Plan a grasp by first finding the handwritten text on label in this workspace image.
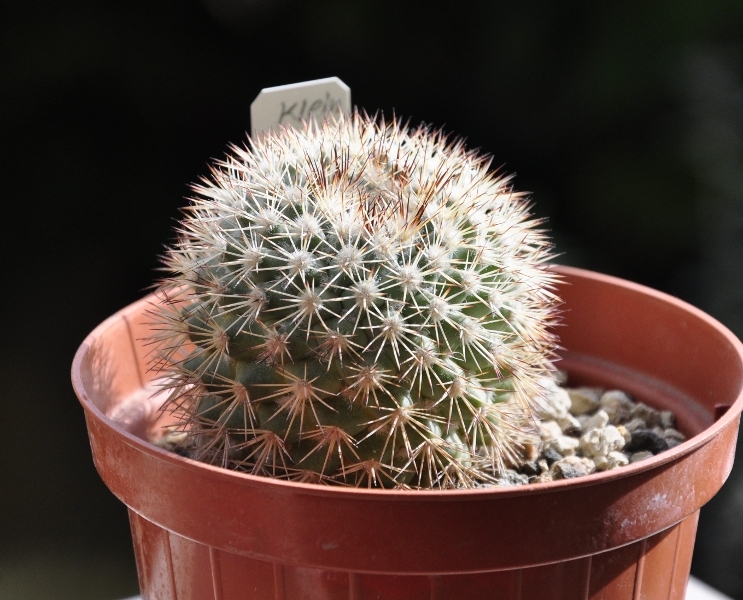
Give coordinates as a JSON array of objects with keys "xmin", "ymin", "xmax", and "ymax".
[{"xmin": 251, "ymin": 77, "xmax": 351, "ymax": 138}]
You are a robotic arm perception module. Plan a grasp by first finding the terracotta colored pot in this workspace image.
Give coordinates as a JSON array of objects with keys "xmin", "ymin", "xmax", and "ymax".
[{"xmin": 72, "ymin": 266, "xmax": 743, "ymax": 600}]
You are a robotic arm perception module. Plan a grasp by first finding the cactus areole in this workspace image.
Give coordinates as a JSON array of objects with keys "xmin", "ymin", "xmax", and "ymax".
[{"xmin": 152, "ymin": 111, "xmax": 561, "ymax": 489}]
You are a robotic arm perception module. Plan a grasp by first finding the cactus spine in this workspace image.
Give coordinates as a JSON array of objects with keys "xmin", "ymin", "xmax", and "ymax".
[{"xmin": 152, "ymin": 111, "xmax": 560, "ymax": 489}]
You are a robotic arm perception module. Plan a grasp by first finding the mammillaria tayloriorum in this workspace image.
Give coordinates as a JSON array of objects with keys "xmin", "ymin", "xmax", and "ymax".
[{"xmin": 151, "ymin": 111, "xmax": 560, "ymax": 489}]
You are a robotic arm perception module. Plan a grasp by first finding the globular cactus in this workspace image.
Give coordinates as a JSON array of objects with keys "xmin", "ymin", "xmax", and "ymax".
[{"xmin": 151, "ymin": 111, "xmax": 560, "ymax": 489}]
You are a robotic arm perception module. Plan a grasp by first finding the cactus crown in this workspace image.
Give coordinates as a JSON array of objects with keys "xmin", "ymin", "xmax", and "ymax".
[{"xmin": 151, "ymin": 111, "xmax": 560, "ymax": 489}]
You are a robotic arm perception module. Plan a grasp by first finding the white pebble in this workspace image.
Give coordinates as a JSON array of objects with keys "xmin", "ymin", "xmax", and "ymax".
[
  {"xmin": 579, "ymin": 425, "xmax": 626, "ymax": 458},
  {"xmin": 630, "ymin": 451, "xmax": 654, "ymax": 463},
  {"xmin": 533, "ymin": 379, "xmax": 572, "ymax": 420},
  {"xmin": 583, "ymin": 409, "xmax": 610, "ymax": 432},
  {"xmin": 550, "ymin": 455, "xmax": 595, "ymax": 479},
  {"xmin": 660, "ymin": 410, "xmax": 676, "ymax": 429},
  {"xmin": 630, "ymin": 402, "xmax": 661, "ymax": 427},
  {"xmin": 557, "ymin": 413, "xmax": 582, "ymax": 434},
  {"xmin": 624, "ymin": 418, "xmax": 647, "ymax": 432},
  {"xmin": 663, "ymin": 428, "xmax": 686, "ymax": 443},
  {"xmin": 592, "ymin": 455, "xmax": 608, "ymax": 471},
  {"xmin": 600, "ymin": 390, "xmax": 634, "ymax": 423},
  {"xmin": 545, "ymin": 435, "xmax": 580, "ymax": 456},
  {"xmin": 664, "ymin": 428, "xmax": 686, "ymax": 449},
  {"xmin": 538, "ymin": 420, "xmax": 563, "ymax": 441},
  {"xmin": 567, "ymin": 387, "xmax": 601, "ymax": 415},
  {"xmin": 616, "ymin": 425, "xmax": 632, "ymax": 443},
  {"xmin": 594, "ymin": 451, "xmax": 630, "ymax": 471}
]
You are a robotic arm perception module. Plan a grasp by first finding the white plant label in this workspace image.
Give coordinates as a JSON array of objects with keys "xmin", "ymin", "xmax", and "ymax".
[{"xmin": 250, "ymin": 77, "xmax": 351, "ymax": 138}]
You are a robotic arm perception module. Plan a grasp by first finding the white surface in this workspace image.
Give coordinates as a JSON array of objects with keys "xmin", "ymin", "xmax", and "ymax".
[
  {"xmin": 119, "ymin": 576, "xmax": 731, "ymax": 599},
  {"xmin": 688, "ymin": 576, "xmax": 735, "ymax": 599},
  {"xmin": 250, "ymin": 77, "xmax": 351, "ymax": 138}
]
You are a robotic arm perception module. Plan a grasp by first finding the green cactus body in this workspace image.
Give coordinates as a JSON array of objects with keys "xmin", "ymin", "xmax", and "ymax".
[{"xmin": 152, "ymin": 112, "xmax": 560, "ymax": 489}]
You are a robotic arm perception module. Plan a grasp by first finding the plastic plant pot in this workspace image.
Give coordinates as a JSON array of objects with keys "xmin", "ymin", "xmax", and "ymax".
[{"xmin": 71, "ymin": 265, "xmax": 743, "ymax": 600}]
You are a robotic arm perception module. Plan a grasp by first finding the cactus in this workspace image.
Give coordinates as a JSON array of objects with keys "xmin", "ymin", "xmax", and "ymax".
[{"xmin": 151, "ymin": 111, "xmax": 560, "ymax": 489}]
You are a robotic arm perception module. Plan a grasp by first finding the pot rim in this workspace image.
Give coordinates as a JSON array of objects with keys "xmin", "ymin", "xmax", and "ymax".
[{"xmin": 72, "ymin": 265, "xmax": 743, "ymax": 501}]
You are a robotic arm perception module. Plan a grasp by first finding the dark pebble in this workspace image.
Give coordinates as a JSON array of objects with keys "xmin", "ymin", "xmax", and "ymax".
[
  {"xmin": 625, "ymin": 429, "xmax": 669, "ymax": 454},
  {"xmin": 497, "ymin": 470, "xmax": 528, "ymax": 486},
  {"xmin": 541, "ymin": 448, "xmax": 562, "ymax": 465},
  {"xmin": 552, "ymin": 464, "xmax": 582, "ymax": 480},
  {"xmin": 521, "ymin": 461, "xmax": 540, "ymax": 476},
  {"xmin": 563, "ymin": 425, "xmax": 582, "ymax": 437}
]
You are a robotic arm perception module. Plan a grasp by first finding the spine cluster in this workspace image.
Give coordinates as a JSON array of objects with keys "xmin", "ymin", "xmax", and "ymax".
[{"xmin": 151, "ymin": 111, "xmax": 560, "ymax": 489}]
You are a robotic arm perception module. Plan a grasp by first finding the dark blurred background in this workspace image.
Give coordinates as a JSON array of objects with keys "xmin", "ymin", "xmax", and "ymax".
[{"xmin": 2, "ymin": 0, "xmax": 743, "ymax": 598}]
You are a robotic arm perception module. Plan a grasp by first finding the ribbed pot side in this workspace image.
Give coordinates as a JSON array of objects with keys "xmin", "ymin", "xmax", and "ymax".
[{"xmin": 72, "ymin": 266, "xmax": 743, "ymax": 600}]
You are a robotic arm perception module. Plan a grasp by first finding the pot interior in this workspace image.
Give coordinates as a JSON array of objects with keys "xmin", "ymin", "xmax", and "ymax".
[{"xmin": 76, "ymin": 266, "xmax": 743, "ymax": 450}]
